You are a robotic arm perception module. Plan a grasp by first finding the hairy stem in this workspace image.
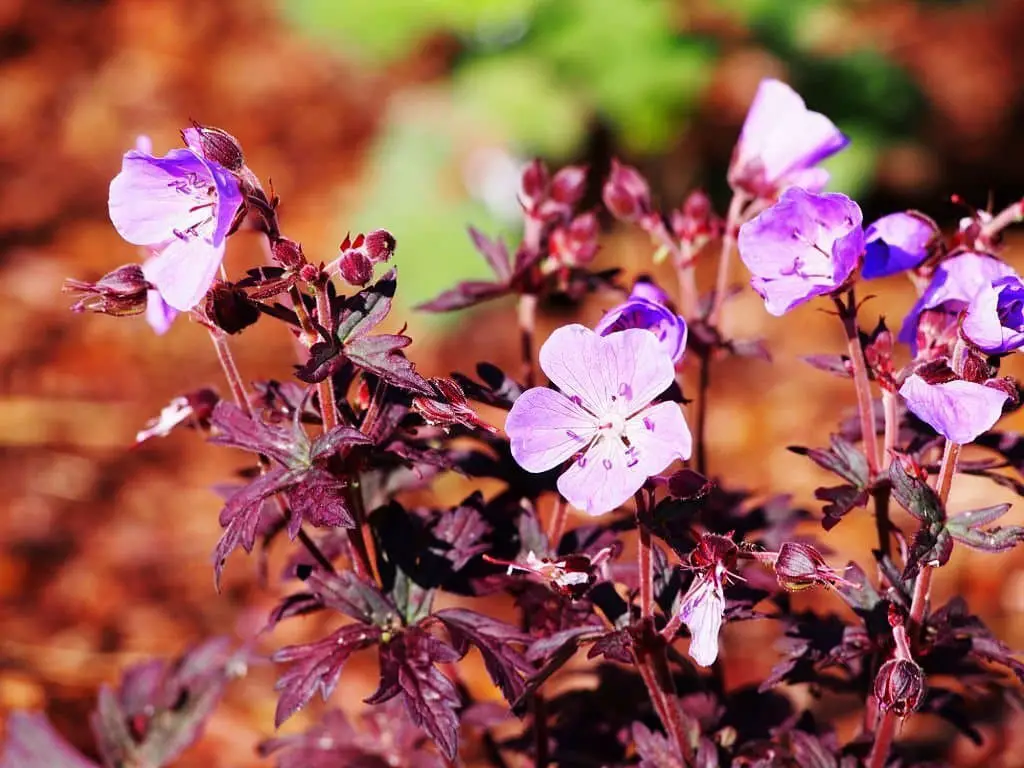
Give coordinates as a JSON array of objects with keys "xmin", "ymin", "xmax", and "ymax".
[
  {"xmin": 981, "ymin": 199, "xmax": 1023, "ymax": 242},
  {"xmin": 312, "ymin": 281, "xmax": 340, "ymax": 432},
  {"xmin": 694, "ymin": 348, "xmax": 711, "ymax": 475},
  {"xmin": 634, "ymin": 652, "xmax": 693, "ymax": 765},
  {"xmin": 547, "ymin": 496, "xmax": 569, "ymax": 552},
  {"xmin": 867, "ymin": 711, "xmax": 897, "ymax": 768},
  {"xmin": 635, "ymin": 492, "xmax": 653, "ymax": 621},
  {"xmin": 518, "ymin": 293, "xmax": 538, "ymax": 388},
  {"xmin": 708, "ymin": 193, "xmax": 747, "ymax": 328},
  {"xmin": 872, "ymin": 389, "xmax": 900, "ymax": 559},
  {"xmin": 834, "ymin": 292, "xmax": 880, "ymax": 474}
]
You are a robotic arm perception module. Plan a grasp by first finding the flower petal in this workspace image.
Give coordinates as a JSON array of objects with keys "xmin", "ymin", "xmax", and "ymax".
[
  {"xmin": 505, "ymin": 387, "xmax": 598, "ymax": 473},
  {"xmin": 539, "ymin": 324, "xmax": 675, "ymax": 417},
  {"xmin": 145, "ymin": 289, "xmax": 178, "ymax": 335},
  {"xmin": 678, "ymin": 573, "xmax": 725, "ymax": 668},
  {"xmin": 624, "ymin": 401, "xmax": 692, "ymax": 476},
  {"xmin": 556, "ymin": 434, "xmax": 648, "ymax": 516},
  {"xmin": 862, "ymin": 212, "xmax": 937, "ymax": 279},
  {"xmin": 899, "ymin": 374, "xmax": 1009, "ymax": 444},
  {"xmin": 142, "ymin": 235, "xmax": 226, "ymax": 311}
]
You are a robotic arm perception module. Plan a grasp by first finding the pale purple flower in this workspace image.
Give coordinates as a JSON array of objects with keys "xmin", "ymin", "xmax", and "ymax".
[
  {"xmin": 109, "ymin": 141, "xmax": 243, "ymax": 311},
  {"xmin": 899, "ymin": 374, "xmax": 1009, "ymax": 444},
  {"xmin": 145, "ymin": 288, "xmax": 179, "ymax": 335},
  {"xmin": 962, "ymin": 274, "xmax": 1024, "ymax": 355},
  {"xmin": 678, "ymin": 563, "xmax": 726, "ymax": 667},
  {"xmin": 737, "ymin": 187, "xmax": 864, "ymax": 316},
  {"xmin": 728, "ymin": 78, "xmax": 849, "ymax": 199},
  {"xmin": 505, "ymin": 324, "xmax": 692, "ymax": 515},
  {"xmin": 594, "ymin": 283, "xmax": 688, "ymax": 363},
  {"xmin": 862, "ymin": 212, "xmax": 938, "ymax": 279},
  {"xmin": 898, "ymin": 252, "xmax": 1016, "ymax": 349}
]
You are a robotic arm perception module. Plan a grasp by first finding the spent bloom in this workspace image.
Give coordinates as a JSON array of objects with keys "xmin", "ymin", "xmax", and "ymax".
[
  {"xmin": 962, "ymin": 274, "xmax": 1024, "ymax": 355},
  {"xmin": 899, "ymin": 372, "xmax": 1009, "ymax": 444},
  {"xmin": 677, "ymin": 534, "xmax": 737, "ymax": 667},
  {"xmin": 109, "ymin": 136, "xmax": 244, "ymax": 311},
  {"xmin": 728, "ymin": 78, "xmax": 849, "ymax": 199},
  {"xmin": 505, "ymin": 324, "xmax": 691, "ymax": 515},
  {"xmin": 737, "ymin": 187, "xmax": 864, "ymax": 316},
  {"xmin": 862, "ymin": 212, "xmax": 939, "ymax": 280},
  {"xmin": 594, "ymin": 281, "xmax": 688, "ymax": 363},
  {"xmin": 898, "ymin": 251, "xmax": 1016, "ymax": 350}
]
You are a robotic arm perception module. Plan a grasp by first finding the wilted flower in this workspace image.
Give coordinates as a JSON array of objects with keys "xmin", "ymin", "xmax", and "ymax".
[
  {"xmin": 898, "ymin": 251, "xmax": 1016, "ymax": 350},
  {"xmin": 899, "ymin": 373, "xmax": 1009, "ymax": 444},
  {"xmin": 136, "ymin": 388, "xmax": 219, "ymax": 443},
  {"xmin": 489, "ymin": 547, "xmax": 616, "ymax": 601},
  {"xmin": 737, "ymin": 187, "xmax": 864, "ymax": 316},
  {"xmin": 109, "ymin": 140, "xmax": 244, "ymax": 311},
  {"xmin": 505, "ymin": 324, "xmax": 691, "ymax": 515},
  {"xmin": 677, "ymin": 534, "xmax": 738, "ymax": 667},
  {"xmin": 862, "ymin": 212, "xmax": 939, "ymax": 279},
  {"xmin": 64, "ymin": 264, "xmax": 150, "ymax": 317},
  {"xmin": 962, "ymin": 274, "xmax": 1024, "ymax": 354},
  {"xmin": 874, "ymin": 658, "xmax": 926, "ymax": 717},
  {"xmin": 773, "ymin": 542, "xmax": 851, "ymax": 592},
  {"xmin": 594, "ymin": 282, "xmax": 688, "ymax": 363},
  {"xmin": 728, "ymin": 79, "xmax": 848, "ymax": 199}
]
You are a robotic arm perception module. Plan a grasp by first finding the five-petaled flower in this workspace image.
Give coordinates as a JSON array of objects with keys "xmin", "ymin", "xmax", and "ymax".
[
  {"xmin": 505, "ymin": 324, "xmax": 692, "ymax": 515},
  {"xmin": 109, "ymin": 137, "xmax": 244, "ymax": 311},
  {"xmin": 594, "ymin": 281, "xmax": 688, "ymax": 363},
  {"xmin": 728, "ymin": 78, "xmax": 849, "ymax": 199},
  {"xmin": 737, "ymin": 187, "xmax": 864, "ymax": 316},
  {"xmin": 962, "ymin": 273, "xmax": 1024, "ymax": 355}
]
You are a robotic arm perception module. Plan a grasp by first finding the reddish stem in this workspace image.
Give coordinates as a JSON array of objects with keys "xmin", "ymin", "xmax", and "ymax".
[
  {"xmin": 834, "ymin": 292, "xmax": 880, "ymax": 474},
  {"xmin": 208, "ymin": 329, "xmax": 251, "ymax": 416},
  {"xmin": 708, "ymin": 193, "xmax": 747, "ymax": 328},
  {"xmin": 518, "ymin": 293, "xmax": 538, "ymax": 389},
  {"xmin": 635, "ymin": 492, "xmax": 653, "ymax": 621},
  {"xmin": 547, "ymin": 496, "xmax": 569, "ymax": 551},
  {"xmin": 867, "ymin": 711, "xmax": 897, "ymax": 768}
]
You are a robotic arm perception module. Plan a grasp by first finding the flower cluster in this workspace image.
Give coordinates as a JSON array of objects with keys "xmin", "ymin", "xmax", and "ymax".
[{"xmin": 15, "ymin": 77, "xmax": 1024, "ymax": 768}]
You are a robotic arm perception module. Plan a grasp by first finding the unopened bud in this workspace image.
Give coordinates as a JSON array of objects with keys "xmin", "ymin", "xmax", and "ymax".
[
  {"xmin": 337, "ymin": 249, "xmax": 373, "ymax": 286},
  {"xmin": 364, "ymin": 229, "xmax": 396, "ymax": 263},
  {"xmin": 520, "ymin": 160, "xmax": 550, "ymax": 211},
  {"xmin": 874, "ymin": 658, "xmax": 926, "ymax": 717},
  {"xmin": 204, "ymin": 283, "xmax": 260, "ymax": 334},
  {"xmin": 271, "ymin": 238, "xmax": 305, "ymax": 269},
  {"xmin": 774, "ymin": 542, "xmax": 833, "ymax": 592},
  {"xmin": 63, "ymin": 264, "xmax": 150, "ymax": 317},
  {"xmin": 550, "ymin": 165, "xmax": 587, "ymax": 206},
  {"xmin": 181, "ymin": 124, "xmax": 245, "ymax": 171},
  {"xmin": 671, "ymin": 189, "xmax": 720, "ymax": 248},
  {"xmin": 602, "ymin": 159, "xmax": 650, "ymax": 223},
  {"xmin": 549, "ymin": 212, "xmax": 599, "ymax": 267}
]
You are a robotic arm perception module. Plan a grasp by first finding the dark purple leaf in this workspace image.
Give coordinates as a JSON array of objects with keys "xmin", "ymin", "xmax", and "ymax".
[
  {"xmin": 801, "ymin": 354, "xmax": 852, "ymax": 378},
  {"xmin": 344, "ymin": 334, "xmax": 432, "ymax": 395},
  {"xmin": 789, "ymin": 435, "xmax": 869, "ymax": 488},
  {"xmin": 335, "ymin": 268, "xmax": 397, "ymax": 343},
  {"xmin": 273, "ymin": 624, "xmax": 383, "ymax": 726},
  {"xmin": 451, "ymin": 362, "xmax": 524, "ymax": 409},
  {"xmin": 947, "ymin": 503, "xmax": 1024, "ymax": 553},
  {"xmin": 632, "ymin": 722, "xmax": 684, "ymax": 768},
  {"xmin": 284, "ymin": 468, "xmax": 354, "ymax": 531},
  {"xmin": 588, "ymin": 629, "xmax": 634, "ymax": 664},
  {"xmin": 415, "ymin": 281, "xmax": 510, "ymax": 313},
  {"xmin": 209, "ymin": 401, "xmax": 304, "ymax": 466},
  {"xmin": 431, "ymin": 497, "xmax": 491, "ymax": 571},
  {"xmin": 370, "ymin": 629, "xmax": 463, "ymax": 761},
  {"xmin": 310, "ymin": 424, "xmax": 371, "ymax": 461},
  {"xmin": 307, "ymin": 569, "xmax": 397, "ymax": 626},
  {"xmin": 294, "ymin": 337, "xmax": 345, "ymax": 384},
  {"xmin": 433, "ymin": 608, "xmax": 533, "ymax": 704},
  {"xmin": 903, "ymin": 524, "xmax": 953, "ymax": 580},
  {"xmin": 816, "ymin": 485, "xmax": 869, "ymax": 531},
  {"xmin": 469, "ymin": 227, "xmax": 512, "ymax": 282},
  {"xmin": 0, "ymin": 712, "xmax": 98, "ymax": 768},
  {"xmin": 889, "ymin": 460, "xmax": 944, "ymax": 524}
]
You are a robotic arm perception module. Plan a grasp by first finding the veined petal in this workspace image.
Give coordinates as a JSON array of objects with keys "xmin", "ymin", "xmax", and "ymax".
[
  {"xmin": 962, "ymin": 283, "xmax": 1006, "ymax": 353},
  {"xmin": 623, "ymin": 401, "xmax": 692, "ymax": 476},
  {"xmin": 538, "ymin": 324, "xmax": 675, "ymax": 417},
  {"xmin": 143, "ymin": 235, "xmax": 226, "ymax": 311},
  {"xmin": 209, "ymin": 161, "xmax": 244, "ymax": 245},
  {"xmin": 899, "ymin": 374, "xmax": 1009, "ymax": 444},
  {"xmin": 505, "ymin": 387, "xmax": 598, "ymax": 473},
  {"xmin": 678, "ymin": 573, "xmax": 725, "ymax": 668},
  {"xmin": 557, "ymin": 434, "xmax": 648, "ymax": 516},
  {"xmin": 145, "ymin": 289, "xmax": 178, "ymax": 335}
]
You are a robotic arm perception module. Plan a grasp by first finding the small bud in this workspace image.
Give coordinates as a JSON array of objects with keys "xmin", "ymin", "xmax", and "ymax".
[
  {"xmin": 874, "ymin": 658, "xmax": 926, "ymax": 717},
  {"xmin": 298, "ymin": 263, "xmax": 323, "ymax": 284},
  {"xmin": 203, "ymin": 283, "xmax": 260, "ymax": 334},
  {"xmin": 63, "ymin": 264, "xmax": 150, "ymax": 317},
  {"xmin": 364, "ymin": 229, "xmax": 396, "ymax": 263},
  {"xmin": 520, "ymin": 159, "xmax": 550, "ymax": 211},
  {"xmin": 671, "ymin": 189, "xmax": 720, "ymax": 248},
  {"xmin": 774, "ymin": 542, "xmax": 835, "ymax": 592},
  {"xmin": 181, "ymin": 124, "xmax": 245, "ymax": 171},
  {"xmin": 550, "ymin": 165, "xmax": 587, "ymax": 206},
  {"xmin": 602, "ymin": 159, "xmax": 651, "ymax": 223},
  {"xmin": 337, "ymin": 248, "xmax": 373, "ymax": 286},
  {"xmin": 864, "ymin": 319, "xmax": 895, "ymax": 390},
  {"xmin": 271, "ymin": 237, "xmax": 305, "ymax": 269},
  {"xmin": 548, "ymin": 212, "xmax": 599, "ymax": 267}
]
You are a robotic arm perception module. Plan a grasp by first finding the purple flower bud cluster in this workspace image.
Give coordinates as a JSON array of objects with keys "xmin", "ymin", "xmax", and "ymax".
[{"xmin": 33, "ymin": 79, "xmax": 1024, "ymax": 768}]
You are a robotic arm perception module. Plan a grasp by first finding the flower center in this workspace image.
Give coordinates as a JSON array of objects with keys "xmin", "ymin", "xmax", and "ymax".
[{"xmin": 600, "ymin": 412, "xmax": 627, "ymax": 436}]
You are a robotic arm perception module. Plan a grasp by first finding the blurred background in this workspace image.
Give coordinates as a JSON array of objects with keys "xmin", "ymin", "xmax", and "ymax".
[{"xmin": 4, "ymin": 0, "xmax": 1024, "ymax": 764}]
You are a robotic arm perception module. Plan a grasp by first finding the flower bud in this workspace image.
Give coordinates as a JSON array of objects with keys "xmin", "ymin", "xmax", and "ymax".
[
  {"xmin": 548, "ymin": 212, "xmax": 599, "ymax": 267},
  {"xmin": 337, "ymin": 248, "xmax": 373, "ymax": 287},
  {"xmin": 364, "ymin": 229, "xmax": 396, "ymax": 263},
  {"xmin": 774, "ymin": 542, "xmax": 832, "ymax": 592},
  {"xmin": 520, "ymin": 159, "xmax": 550, "ymax": 211},
  {"xmin": 63, "ymin": 264, "xmax": 150, "ymax": 317},
  {"xmin": 602, "ymin": 160, "xmax": 651, "ymax": 223},
  {"xmin": 181, "ymin": 124, "xmax": 245, "ymax": 171},
  {"xmin": 271, "ymin": 237, "xmax": 306, "ymax": 269},
  {"xmin": 874, "ymin": 658, "xmax": 926, "ymax": 717},
  {"xmin": 671, "ymin": 189, "xmax": 720, "ymax": 248},
  {"xmin": 550, "ymin": 165, "xmax": 587, "ymax": 206},
  {"xmin": 203, "ymin": 283, "xmax": 260, "ymax": 334}
]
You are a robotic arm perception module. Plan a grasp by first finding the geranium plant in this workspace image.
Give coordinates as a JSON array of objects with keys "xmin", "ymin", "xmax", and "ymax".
[{"xmin": 7, "ymin": 79, "xmax": 1024, "ymax": 767}]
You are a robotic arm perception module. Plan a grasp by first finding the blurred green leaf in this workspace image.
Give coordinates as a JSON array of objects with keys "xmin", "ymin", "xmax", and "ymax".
[{"xmin": 820, "ymin": 123, "xmax": 879, "ymax": 199}]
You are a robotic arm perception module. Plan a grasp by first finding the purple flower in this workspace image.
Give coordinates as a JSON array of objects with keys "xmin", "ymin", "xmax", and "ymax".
[
  {"xmin": 109, "ymin": 141, "xmax": 243, "ymax": 311},
  {"xmin": 678, "ymin": 565, "xmax": 726, "ymax": 667},
  {"xmin": 862, "ymin": 212, "xmax": 939, "ymax": 279},
  {"xmin": 899, "ymin": 374, "xmax": 1009, "ymax": 444},
  {"xmin": 594, "ymin": 283, "xmax": 688, "ymax": 363},
  {"xmin": 898, "ymin": 252, "xmax": 1017, "ymax": 349},
  {"xmin": 737, "ymin": 187, "xmax": 864, "ymax": 316},
  {"xmin": 962, "ymin": 274, "xmax": 1024, "ymax": 354},
  {"xmin": 728, "ymin": 79, "xmax": 849, "ymax": 199},
  {"xmin": 505, "ymin": 324, "xmax": 691, "ymax": 515}
]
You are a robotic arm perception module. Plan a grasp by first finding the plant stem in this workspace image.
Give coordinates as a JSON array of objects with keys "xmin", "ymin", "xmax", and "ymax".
[
  {"xmin": 834, "ymin": 292, "xmax": 880, "ymax": 475},
  {"xmin": 547, "ymin": 496, "xmax": 569, "ymax": 552},
  {"xmin": 980, "ymin": 199, "xmax": 1023, "ymax": 242},
  {"xmin": 635, "ymin": 492, "xmax": 653, "ymax": 621},
  {"xmin": 208, "ymin": 329, "xmax": 251, "ymax": 416},
  {"xmin": 634, "ymin": 651, "xmax": 693, "ymax": 765},
  {"xmin": 518, "ymin": 293, "xmax": 538, "ymax": 388},
  {"xmin": 676, "ymin": 262, "xmax": 699, "ymax": 321},
  {"xmin": 312, "ymin": 281, "xmax": 340, "ymax": 432},
  {"xmin": 872, "ymin": 389, "xmax": 900, "ymax": 559},
  {"xmin": 694, "ymin": 348, "xmax": 710, "ymax": 475},
  {"xmin": 708, "ymin": 193, "xmax": 746, "ymax": 328},
  {"xmin": 867, "ymin": 711, "xmax": 897, "ymax": 768}
]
